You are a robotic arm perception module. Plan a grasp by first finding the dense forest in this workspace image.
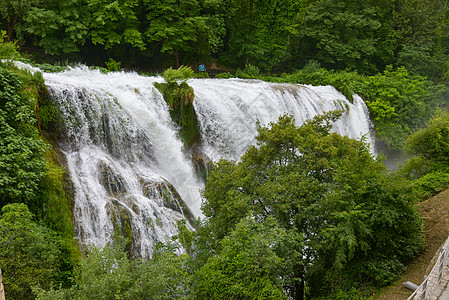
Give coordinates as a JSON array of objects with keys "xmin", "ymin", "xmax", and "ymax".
[
  {"xmin": 1, "ymin": 0, "xmax": 449, "ymax": 299},
  {"xmin": 0, "ymin": 0, "xmax": 448, "ymax": 78}
]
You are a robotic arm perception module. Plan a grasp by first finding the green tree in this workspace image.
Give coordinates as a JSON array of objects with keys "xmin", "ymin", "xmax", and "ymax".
[
  {"xmin": 406, "ymin": 110, "xmax": 449, "ymax": 165},
  {"xmin": 223, "ymin": 0, "xmax": 301, "ymax": 70},
  {"xmin": 0, "ymin": 0, "xmax": 38, "ymax": 41},
  {"xmin": 88, "ymin": 0, "xmax": 145, "ymax": 51},
  {"xmin": 201, "ymin": 112, "xmax": 423, "ymax": 298},
  {"xmin": 193, "ymin": 216, "xmax": 302, "ymax": 299},
  {"xmin": 36, "ymin": 242, "xmax": 192, "ymax": 300},
  {"xmin": 23, "ymin": 0, "xmax": 90, "ymax": 55},
  {"xmin": 0, "ymin": 67, "xmax": 48, "ymax": 206},
  {"xmin": 298, "ymin": 0, "xmax": 384, "ymax": 73},
  {"xmin": 129, "ymin": 242, "xmax": 192, "ymax": 299},
  {"xmin": 0, "ymin": 203, "xmax": 61, "ymax": 300},
  {"xmin": 393, "ymin": 0, "xmax": 449, "ymax": 81},
  {"xmin": 144, "ymin": 0, "xmax": 210, "ymax": 67},
  {"xmin": 356, "ymin": 65, "xmax": 433, "ymax": 148},
  {"xmin": 401, "ymin": 110, "xmax": 449, "ymax": 180}
]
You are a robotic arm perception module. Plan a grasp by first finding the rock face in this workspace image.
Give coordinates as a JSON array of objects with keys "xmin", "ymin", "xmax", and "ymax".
[
  {"xmin": 191, "ymin": 144, "xmax": 213, "ymax": 182},
  {"xmin": 99, "ymin": 161, "xmax": 126, "ymax": 197},
  {"xmin": 96, "ymin": 160, "xmax": 196, "ymax": 257},
  {"xmin": 141, "ymin": 179, "xmax": 196, "ymax": 227}
]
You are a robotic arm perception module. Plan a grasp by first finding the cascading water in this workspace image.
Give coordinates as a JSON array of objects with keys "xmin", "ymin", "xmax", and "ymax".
[
  {"xmin": 44, "ymin": 68, "xmax": 202, "ymax": 257},
  {"xmin": 39, "ymin": 67, "xmax": 374, "ymax": 258},
  {"xmin": 190, "ymin": 78, "xmax": 374, "ymax": 161}
]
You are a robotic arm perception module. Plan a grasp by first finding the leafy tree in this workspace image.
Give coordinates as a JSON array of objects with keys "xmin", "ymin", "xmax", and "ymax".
[
  {"xmin": 128, "ymin": 242, "xmax": 192, "ymax": 299},
  {"xmin": 0, "ymin": 0, "xmax": 38, "ymax": 41},
  {"xmin": 355, "ymin": 66, "xmax": 434, "ymax": 149},
  {"xmin": 201, "ymin": 111, "xmax": 423, "ymax": 298},
  {"xmin": 298, "ymin": 0, "xmax": 383, "ymax": 73},
  {"xmin": 400, "ymin": 110, "xmax": 449, "ymax": 184},
  {"xmin": 406, "ymin": 110, "xmax": 449, "ymax": 166},
  {"xmin": 0, "ymin": 67, "xmax": 48, "ymax": 206},
  {"xmin": 0, "ymin": 203, "xmax": 61, "ymax": 300},
  {"xmin": 144, "ymin": 0, "xmax": 211, "ymax": 67},
  {"xmin": 393, "ymin": 0, "xmax": 449, "ymax": 82},
  {"xmin": 193, "ymin": 216, "xmax": 302, "ymax": 299},
  {"xmin": 223, "ymin": 0, "xmax": 301, "ymax": 70},
  {"xmin": 87, "ymin": 0, "xmax": 145, "ymax": 51},
  {"xmin": 36, "ymin": 242, "xmax": 192, "ymax": 300},
  {"xmin": 22, "ymin": 0, "xmax": 90, "ymax": 55}
]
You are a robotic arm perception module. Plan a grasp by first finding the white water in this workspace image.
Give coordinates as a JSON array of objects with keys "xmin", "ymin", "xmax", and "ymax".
[
  {"xmin": 40, "ymin": 67, "xmax": 374, "ymax": 257},
  {"xmin": 191, "ymin": 78, "xmax": 374, "ymax": 161},
  {"xmin": 44, "ymin": 67, "xmax": 202, "ymax": 257}
]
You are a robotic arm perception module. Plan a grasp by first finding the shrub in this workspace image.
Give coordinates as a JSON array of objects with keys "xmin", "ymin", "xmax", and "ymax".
[
  {"xmin": 105, "ymin": 58, "xmax": 122, "ymax": 72},
  {"xmin": 412, "ymin": 172, "xmax": 449, "ymax": 200}
]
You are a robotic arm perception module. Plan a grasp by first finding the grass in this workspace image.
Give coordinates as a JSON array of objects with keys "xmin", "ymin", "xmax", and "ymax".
[{"xmin": 373, "ymin": 188, "xmax": 449, "ymax": 299}]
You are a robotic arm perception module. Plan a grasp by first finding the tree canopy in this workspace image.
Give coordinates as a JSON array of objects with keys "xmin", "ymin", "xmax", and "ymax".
[
  {"xmin": 199, "ymin": 111, "xmax": 424, "ymax": 298},
  {"xmin": 0, "ymin": 203, "xmax": 61, "ymax": 300},
  {"xmin": 0, "ymin": 0, "xmax": 447, "ymax": 78}
]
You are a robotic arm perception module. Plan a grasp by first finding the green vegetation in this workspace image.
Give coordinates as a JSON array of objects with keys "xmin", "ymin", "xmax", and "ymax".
[
  {"xmin": 34, "ymin": 112, "xmax": 431, "ymax": 299},
  {"xmin": 400, "ymin": 111, "xmax": 449, "ymax": 200},
  {"xmin": 1, "ymin": 0, "xmax": 449, "ymax": 299},
  {"xmin": 0, "ymin": 204, "xmax": 62, "ymax": 300},
  {"xmin": 0, "ymin": 39, "xmax": 78, "ymax": 298},
  {"xmin": 155, "ymin": 66, "xmax": 200, "ymax": 149},
  {"xmin": 198, "ymin": 112, "xmax": 423, "ymax": 298},
  {"xmin": 105, "ymin": 58, "xmax": 122, "ymax": 72},
  {"xmin": 0, "ymin": 0, "xmax": 446, "ymax": 79},
  {"xmin": 0, "ymin": 63, "xmax": 48, "ymax": 208},
  {"xmin": 35, "ymin": 242, "xmax": 192, "ymax": 300}
]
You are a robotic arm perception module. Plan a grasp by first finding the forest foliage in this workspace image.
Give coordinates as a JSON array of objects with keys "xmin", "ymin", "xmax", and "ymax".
[
  {"xmin": 0, "ymin": 0, "xmax": 448, "ymax": 81},
  {"xmin": 1, "ymin": 0, "xmax": 449, "ymax": 299},
  {"xmin": 0, "ymin": 38, "xmax": 78, "ymax": 300}
]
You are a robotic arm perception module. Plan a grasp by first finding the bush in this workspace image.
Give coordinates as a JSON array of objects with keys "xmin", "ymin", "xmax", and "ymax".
[
  {"xmin": 356, "ymin": 66, "xmax": 433, "ymax": 148},
  {"xmin": 235, "ymin": 63, "xmax": 260, "ymax": 79},
  {"xmin": 162, "ymin": 65, "xmax": 194, "ymax": 83},
  {"xmin": 0, "ymin": 31, "xmax": 20, "ymax": 62},
  {"xmin": 194, "ymin": 72, "xmax": 209, "ymax": 78},
  {"xmin": 215, "ymin": 72, "xmax": 233, "ymax": 79},
  {"xmin": 412, "ymin": 172, "xmax": 449, "ymax": 200},
  {"xmin": 105, "ymin": 58, "xmax": 122, "ymax": 72},
  {"xmin": 0, "ymin": 204, "xmax": 61, "ymax": 300}
]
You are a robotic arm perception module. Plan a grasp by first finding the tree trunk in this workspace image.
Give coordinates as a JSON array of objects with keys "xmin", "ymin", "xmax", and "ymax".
[
  {"xmin": 293, "ymin": 269, "xmax": 305, "ymax": 300},
  {"xmin": 174, "ymin": 48, "xmax": 180, "ymax": 68},
  {"xmin": 7, "ymin": 15, "xmax": 18, "ymax": 42},
  {"xmin": 295, "ymin": 278, "xmax": 304, "ymax": 300}
]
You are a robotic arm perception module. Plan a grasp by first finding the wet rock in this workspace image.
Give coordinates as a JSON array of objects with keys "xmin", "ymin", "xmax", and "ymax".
[
  {"xmin": 98, "ymin": 161, "xmax": 126, "ymax": 197},
  {"xmin": 191, "ymin": 144, "xmax": 213, "ymax": 182},
  {"xmin": 106, "ymin": 200, "xmax": 136, "ymax": 257},
  {"xmin": 141, "ymin": 178, "xmax": 196, "ymax": 227}
]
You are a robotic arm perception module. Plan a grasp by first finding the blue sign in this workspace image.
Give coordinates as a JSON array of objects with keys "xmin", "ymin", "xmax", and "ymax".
[{"xmin": 199, "ymin": 64, "xmax": 205, "ymax": 72}]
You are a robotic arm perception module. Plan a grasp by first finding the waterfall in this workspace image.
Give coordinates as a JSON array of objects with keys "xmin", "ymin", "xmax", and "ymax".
[
  {"xmin": 190, "ymin": 78, "xmax": 374, "ymax": 161},
  {"xmin": 40, "ymin": 68, "xmax": 374, "ymax": 257},
  {"xmin": 44, "ymin": 67, "xmax": 202, "ymax": 257}
]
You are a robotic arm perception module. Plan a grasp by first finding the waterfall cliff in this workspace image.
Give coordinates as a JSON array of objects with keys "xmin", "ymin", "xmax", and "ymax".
[{"xmin": 41, "ymin": 68, "xmax": 374, "ymax": 257}]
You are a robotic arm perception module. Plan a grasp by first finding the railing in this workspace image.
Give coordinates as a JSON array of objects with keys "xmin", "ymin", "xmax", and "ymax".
[{"xmin": 408, "ymin": 236, "xmax": 449, "ymax": 300}]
